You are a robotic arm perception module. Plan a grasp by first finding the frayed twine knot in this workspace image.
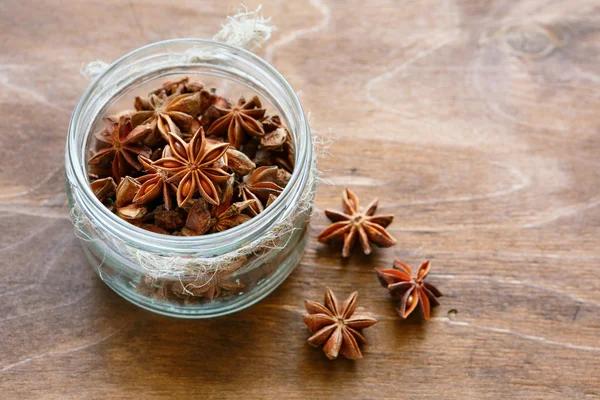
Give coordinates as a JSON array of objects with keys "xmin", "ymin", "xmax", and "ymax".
[{"xmin": 213, "ymin": 4, "xmax": 274, "ymax": 50}]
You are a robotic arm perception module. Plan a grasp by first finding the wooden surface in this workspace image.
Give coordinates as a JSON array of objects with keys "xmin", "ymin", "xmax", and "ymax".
[{"xmin": 1, "ymin": 1, "xmax": 600, "ymax": 398}]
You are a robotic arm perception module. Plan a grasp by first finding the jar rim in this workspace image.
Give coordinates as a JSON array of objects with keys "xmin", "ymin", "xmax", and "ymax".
[{"xmin": 66, "ymin": 38, "xmax": 312, "ymax": 253}]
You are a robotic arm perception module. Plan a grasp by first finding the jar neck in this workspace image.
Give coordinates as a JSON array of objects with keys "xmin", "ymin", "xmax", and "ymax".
[{"xmin": 66, "ymin": 39, "xmax": 312, "ymax": 255}]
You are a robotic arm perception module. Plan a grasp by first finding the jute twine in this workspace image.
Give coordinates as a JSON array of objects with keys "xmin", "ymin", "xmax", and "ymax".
[{"xmin": 71, "ymin": 5, "xmax": 326, "ymax": 279}]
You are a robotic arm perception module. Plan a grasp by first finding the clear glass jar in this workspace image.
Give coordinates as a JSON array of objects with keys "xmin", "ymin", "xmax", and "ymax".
[{"xmin": 65, "ymin": 39, "xmax": 313, "ymax": 318}]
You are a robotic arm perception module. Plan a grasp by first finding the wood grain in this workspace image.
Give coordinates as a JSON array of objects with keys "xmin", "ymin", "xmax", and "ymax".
[{"xmin": 1, "ymin": 0, "xmax": 600, "ymax": 398}]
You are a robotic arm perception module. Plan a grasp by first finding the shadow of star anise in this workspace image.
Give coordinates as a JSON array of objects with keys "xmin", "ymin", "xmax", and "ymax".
[
  {"xmin": 317, "ymin": 188, "xmax": 396, "ymax": 258},
  {"xmin": 206, "ymin": 95, "xmax": 266, "ymax": 148},
  {"xmin": 375, "ymin": 260, "xmax": 443, "ymax": 321},
  {"xmin": 302, "ymin": 287, "xmax": 377, "ymax": 360},
  {"xmin": 88, "ymin": 116, "xmax": 152, "ymax": 181},
  {"xmin": 153, "ymin": 127, "xmax": 230, "ymax": 207}
]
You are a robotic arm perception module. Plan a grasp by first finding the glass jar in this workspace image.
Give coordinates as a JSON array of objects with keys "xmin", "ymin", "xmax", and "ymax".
[{"xmin": 65, "ymin": 39, "xmax": 313, "ymax": 318}]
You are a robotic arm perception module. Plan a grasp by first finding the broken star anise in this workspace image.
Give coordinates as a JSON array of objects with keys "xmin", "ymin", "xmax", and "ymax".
[
  {"xmin": 133, "ymin": 155, "xmax": 178, "ymax": 210},
  {"xmin": 206, "ymin": 95, "xmax": 266, "ymax": 148},
  {"xmin": 211, "ymin": 187, "xmax": 255, "ymax": 233},
  {"xmin": 317, "ymin": 188, "xmax": 396, "ymax": 258},
  {"xmin": 132, "ymin": 91, "xmax": 202, "ymax": 145},
  {"xmin": 88, "ymin": 116, "xmax": 152, "ymax": 181},
  {"xmin": 90, "ymin": 177, "xmax": 116, "ymax": 204},
  {"xmin": 115, "ymin": 176, "xmax": 147, "ymax": 220},
  {"xmin": 302, "ymin": 287, "xmax": 377, "ymax": 360},
  {"xmin": 153, "ymin": 127, "xmax": 230, "ymax": 207},
  {"xmin": 151, "ymin": 76, "xmax": 203, "ymax": 96},
  {"xmin": 237, "ymin": 166, "xmax": 283, "ymax": 216},
  {"xmin": 181, "ymin": 180, "xmax": 255, "ymax": 235},
  {"xmin": 375, "ymin": 260, "xmax": 443, "ymax": 321}
]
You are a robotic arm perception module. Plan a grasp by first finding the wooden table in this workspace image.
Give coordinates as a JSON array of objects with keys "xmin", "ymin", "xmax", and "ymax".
[{"xmin": 2, "ymin": 1, "xmax": 599, "ymax": 398}]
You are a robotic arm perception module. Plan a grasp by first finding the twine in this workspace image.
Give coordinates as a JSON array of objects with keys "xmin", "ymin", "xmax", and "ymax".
[
  {"xmin": 70, "ymin": 153, "xmax": 318, "ymax": 279},
  {"xmin": 72, "ymin": 5, "xmax": 324, "ymax": 279}
]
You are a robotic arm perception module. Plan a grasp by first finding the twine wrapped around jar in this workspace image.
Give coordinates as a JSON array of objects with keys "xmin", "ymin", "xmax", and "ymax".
[{"xmin": 69, "ymin": 5, "xmax": 324, "ymax": 281}]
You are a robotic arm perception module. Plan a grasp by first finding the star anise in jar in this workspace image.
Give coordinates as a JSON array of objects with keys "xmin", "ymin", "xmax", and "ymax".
[
  {"xmin": 317, "ymin": 188, "xmax": 396, "ymax": 258},
  {"xmin": 88, "ymin": 116, "xmax": 152, "ymax": 181},
  {"xmin": 211, "ymin": 179, "xmax": 255, "ymax": 233},
  {"xmin": 237, "ymin": 166, "xmax": 283, "ymax": 216},
  {"xmin": 153, "ymin": 127, "xmax": 230, "ymax": 207},
  {"xmin": 375, "ymin": 260, "xmax": 442, "ymax": 321},
  {"xmin": 206, "ymin": 95, "xmax": 266, "ymax": 148},
  {"xmin": 133, "ymin": 155, "xmax": 178, "ymax": 210},
  {"xmin": 184, "ymin": 265, "xmax": 244, "ymax": 300},
  {"xmin": 115, "ymin": 176, "xmax": 147, "ymax": 220},
  {"xmin": 181, "ymin": 180, "xmax": 255, "ymax": 235},
  {"xmin": 224, "ymin": 147, "xmax": 256, "ymax": 176},
  {"xmin": 150, "ymin": 76, "xmax": 204, "ymax": 96},
  {"xmin": 132, "ymin": 91, "xmax": 202, "ymax": 145},
  {"xmin": 260, "ymin": 115, "xmax": 295, "ymax": 173},
  {"xmin": 90, "ymin": 177, "xmax": 116, "ymax": 204},
  {"xmin": 302, "ymin": 287, "xmax": 377, "ymax": 360}
]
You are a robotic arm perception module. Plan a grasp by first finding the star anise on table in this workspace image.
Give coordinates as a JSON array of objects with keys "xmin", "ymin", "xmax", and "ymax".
[
  {"xmin": 88, "ymin": 116, "xmax": 152, "ymax": 181},
  {"xmin": 152, "ymin": 127, "xmax": 230, "ymax": 207},
  {"xmin": 206, "ymin": 95, "xmax": 266, "ymax": 148},
  {"xmin": 133, "ymin": 154, "xmax": 178, "ymax": 210},
  {"xmin": 237, "ymin": 166, "xmax": 283, "ymax": 216},
  {"xmin": 132, "ymin": 91, "xmax": 202, "ymax": 145},
  {"xmin": 302, "ymin": 287, "xmax": 377, "ymax": 360},
  {"xmin": 375, "ymin": 260, "xmax": 442, "ymax": 321},
  {"xmin": 317, "ymin": 188, "xmax": 396, "ymax": 258}
]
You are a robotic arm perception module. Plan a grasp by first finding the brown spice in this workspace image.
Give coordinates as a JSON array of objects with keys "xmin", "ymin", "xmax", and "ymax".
[
  {"xmin": 206, "ymin": 95, "xmax": 266, "ymax": 148},
  {"xmin": 132, "ymin": 91, "xmax": 202, "ymax": 145},
  {"xmin": 153, "ymin": 127, "xmax": 230, "ymax": 207},
  {"xmin": 237, "ymin": 166, "xmax": 283, "ymax": 216},
  {"xmin": 86, "ymin": 76, "xmax": 295, "ymax": 238},
  {"xmin": 88, "ymin": 116, "xmax": 152, "ymax": 181},
  {"xmin": 375, "ymin": 260, "xmax": 442, "ymax": 321},
  {"xmin": 317, "ymin": 188, "xmax": 396, "ymax": 257},
  {"xmin": 302, "ymin": 287, "xmax": 377, "ymax": 360}
]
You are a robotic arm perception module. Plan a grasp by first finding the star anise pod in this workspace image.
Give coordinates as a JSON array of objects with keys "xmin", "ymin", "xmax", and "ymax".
[
  {"xmin": 131, "ymin": 91, "xmax": 202, "ymax": 145},
  {"xmin": 181, "ymin": 180, "xmax": 255, "ymax": 235},
  {"xmin": 259, "ymin": 115, "xmax": 295, "ymax": 172},
  {"xmin": 375, "ymin": 260, "xmax": 443, "ymax": 321},
  {"xmin": 206, "ymin": 95, "xmax": 266, "ymax": 148},
  {"xmin": 211, "ymin": 178, "xmax": 254, "ymax": 233},
  {"xmin": 302, "ymin": 287, "xmax": 377, "ymax": 360},
  {"xmin": 152, "ymin": 207, "xmax": 186, "ymax": 231},
  {"xmin": 237, "ymin": 166, "xmax": 283, "ymax": 216},
  {"xmin": 317, "ymin": 188, "xmax": 396, "ymax": 258},
  {"xmin": 150, "ymin": 77, "xmax": 204, "ymax": 96},
  {"xmin": 88, "ymin": 116, "xmax": 152, "ymax": 181},
  {"xmin": 133, "ymin": 155, "xmax": 178, "ymax": 210},
  {"xmin": 115, "ymin": 177, "xmax": 147, "ymax": 220},
  {"xmin": 90, "ymin": 177, "xmax": 116, "ymax": 204},
  {"xmin": 224, "ymin": 147, "xmax": 256, "ymax": 176},
  {"xmin": 153, "ymin": 127, "xmax": 230, "ymax": 207}
]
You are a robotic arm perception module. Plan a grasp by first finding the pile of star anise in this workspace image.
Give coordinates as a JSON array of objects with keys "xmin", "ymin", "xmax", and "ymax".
[{"xmin": 87, "ymin": 77, "xmax": 294, "ymax": 235}]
